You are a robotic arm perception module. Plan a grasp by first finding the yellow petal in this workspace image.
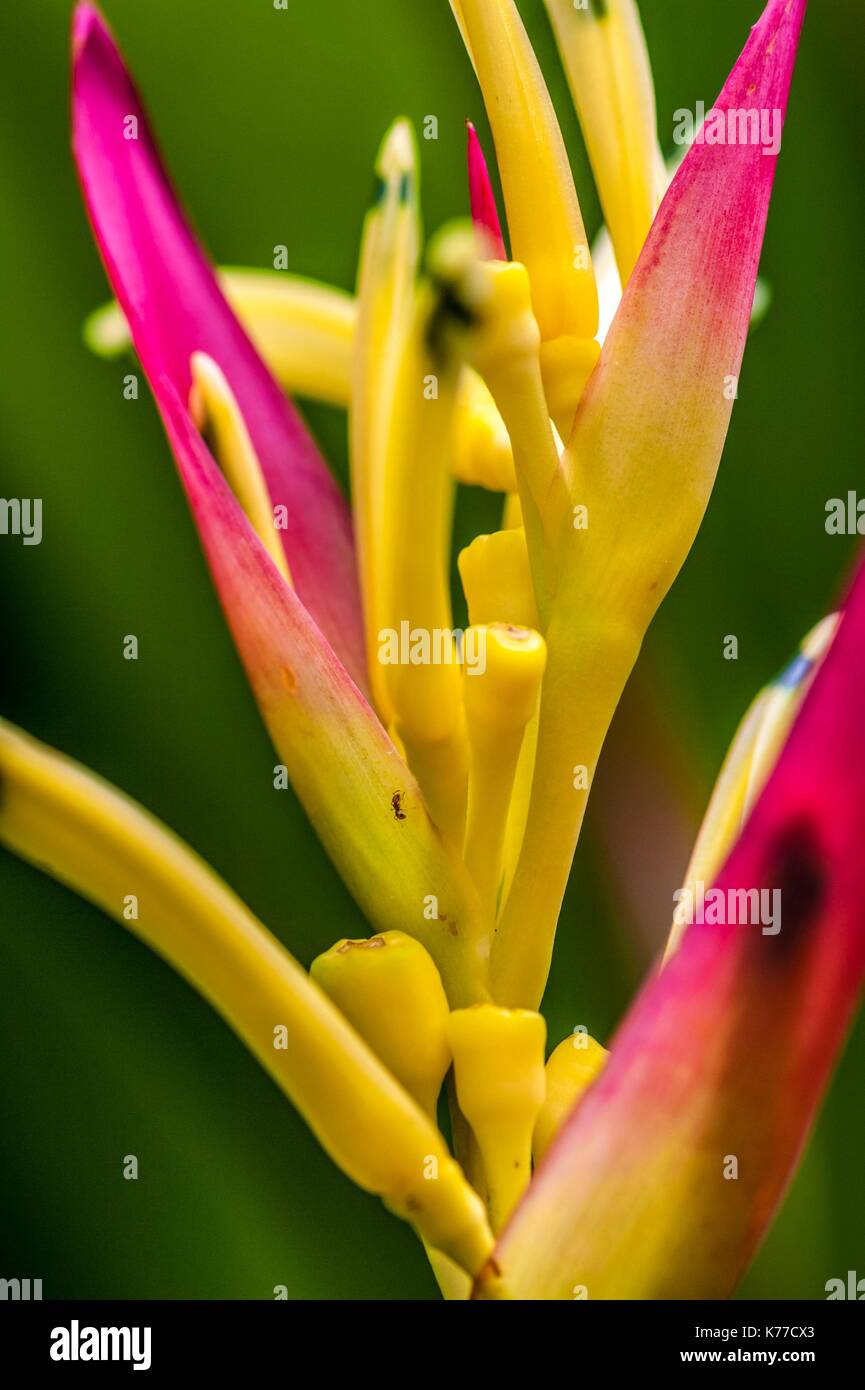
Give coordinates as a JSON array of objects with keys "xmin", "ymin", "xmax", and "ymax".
[
  {"xmin": 351, "ymin": 118, "xmax": 422, "ymax": 723},
  {"xmin": 189, "ymin": 351, "xmax": 292, "ymax": 583},
  {"xmin": 85, "ymin": 269, "xmax": 355, "ymax": 406},
  {"xmin": 532, "ymin": 1032, "xmax": 608, "ymax": 1163},
  {"xmin": 378, "ymin": 231, "xmax": 484, "ymax": 841},
  {"xmin": 452, "ymin": 0, "xmax": 598, "ymax": 343},
  {"xmin": 543, "ymin": 0, "xmax": 659, "ymax": 283},
  {"xmin": 451, "ymin": 368, "xmax": 516, "ymax": 491}
]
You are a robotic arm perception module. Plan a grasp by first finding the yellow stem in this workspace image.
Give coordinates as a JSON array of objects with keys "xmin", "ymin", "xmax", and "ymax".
[
  {"xmin": 0, "ymin": 719, "xmax": 493, "ymax": 1273},
  {"xmin": 493, "ymin": 612, "xmax": 641, "ymax": 1009}
]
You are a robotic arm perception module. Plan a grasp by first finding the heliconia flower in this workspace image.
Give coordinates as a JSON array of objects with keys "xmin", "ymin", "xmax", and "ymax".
[{"xmin": 6, "ymin": 0, "xmax": 860, "ymax": 1303}]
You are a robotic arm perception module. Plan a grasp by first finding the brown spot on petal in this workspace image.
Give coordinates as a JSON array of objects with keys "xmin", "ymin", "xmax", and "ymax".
[
  {"xmin": 280, "ymin": 665, "xmax": 298, "ymax": 694},
  {"xmin": 391, "ymin": 791, "xmax": 407, "ymax": 821},
  {"xmin": 336, "ymin": 936, "xmax": 386, "ymax": 954}
]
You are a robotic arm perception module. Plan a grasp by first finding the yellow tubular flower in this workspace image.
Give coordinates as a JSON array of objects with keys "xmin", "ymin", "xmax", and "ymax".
[
  {"xmin": 451, "ymin": 0, "xmax": 597, "ymax": 343},
  {"xmin": 533, "ymin": 1033, "xmax": 608, "ymax": 1164},
  {"xmin": 663, "ymin": 613, "xmax": 840, "ymax": 962},
  {"xmin": 459, "ymin": 257, "xmax": 568, "ymax": 619},
  {"xmin": 458, "ymin": 527, "xmax": 538, "ymax": 630},
  {"xmin": 452, "ymin": 0, "xmax": 599, "ymax": 433},
  {"xmin": 188, "ymin": 351, "xmax": 292, "ymax": 583},
  {"xmin": 462, "ymin": 625, "xmax": 547, "ymax": 916},
  {"xmin": 447, "ymin": 1005, "xmax": 547, "ymax": 1232},
  {"xmin": 86, "ymin": 270, "xmax": 355, "ymax": 406},
  {"xmin": 351, "ymin": 118, "xmax": 421, "ymax": 723},
  {"xmin": 543, "ymin": 0, "xmax": 660, "ymax": 284},
  {"xmin": 452, "ymin": 367, "xmax": 516, "ymax": 491},
  {"xmin": 0, "ymin": 719, "xmax": 493, "ymax": 1275},
  {"xmin": 378, "ymin": 232, "xmax": 485, "ymax": 843},
  {"xmin": 310, "ymin": 931, "xmax": 452, "ymax": 1118}
]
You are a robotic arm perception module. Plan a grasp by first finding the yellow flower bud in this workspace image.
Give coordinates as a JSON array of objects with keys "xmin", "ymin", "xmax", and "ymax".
[
  {"xmin": 448, "ymin": 1004, "xmax": 547, "ymax": 1231},
  {"xmin": 533, "ymin": 1032, "xmax": 608, "ymax": 1164},
  {"xmin": 463, "ymin": 624, "xmax": 547, "ymax": 733},
  {"xmin": 458, "ymin": 529, "xmax": 538, "ymax": 631},
  {"xmin": 311, "ymin": 931, "xmax": 451, "ymax": 1117},
  {"xmin": 452, "ymin": 369, "xmax": 516, "ymax": 492}
]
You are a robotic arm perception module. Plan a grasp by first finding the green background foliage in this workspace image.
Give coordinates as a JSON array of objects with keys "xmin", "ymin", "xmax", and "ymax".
[{"xmin": 1, "ymin": 0, "xmax": 863, "ymax": 1298}]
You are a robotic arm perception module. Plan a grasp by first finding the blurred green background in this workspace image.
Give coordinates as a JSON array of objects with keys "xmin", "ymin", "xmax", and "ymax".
[{"xmin": 1, "ymin": 0, "xmax": 863, "ymax": 1299}]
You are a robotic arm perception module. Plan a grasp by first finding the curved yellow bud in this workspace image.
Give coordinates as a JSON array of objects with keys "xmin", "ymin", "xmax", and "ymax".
[
  {"xmin": 543, "ymin": 0, "xmax": 660, "ymax": 284},
  {"xmin": 447, "ymin": 1004, "xmax": 547, "ymax": 1231},
  {"xmin": 462, "ymin": 625, "xmax": 547, "ymax": 916},
  {"xmin": 451, "ymin": 0, "xmax": 597, "ymax": 343},
  {"xmin": 85, "ymin": 270, "xmax": 355, "ymax": 407},
  {"xmin": 458, "ymin": 528, "xmax": 538, "ymax": 630},
  {"xmin": 0, "ymin": 719, "xmax": 493, "ymax": 1275},
  {"xmin": 311, "ymin": 931, "xmax": 452, "ymax": 1118},
  {"xmin": 533, "ymin": 1032, "xmax": 608, "ymax": 1163},
  {"xmin": 188, "ymin": 351, "xmax": 291, "ymax": 583},
  {"xmin": 379, "ymin": 225, "xmax": 492, "ymax": 841},
  {"xmin": 452, "ymin": 368, "xmax": 516, "ymax": 492},
  {"xmin": 463, "ymin": 624, "xmax": 547, "ymax": 735}
]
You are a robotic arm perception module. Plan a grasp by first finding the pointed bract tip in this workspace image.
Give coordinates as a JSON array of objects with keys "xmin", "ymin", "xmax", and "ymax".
[
  {"xmin": 71, "ymin": 2, "xmax": 107, "ymax": 57},
  {"xmin": 466, "ymin": 121, "xmax": 506, "ymax": 261}
]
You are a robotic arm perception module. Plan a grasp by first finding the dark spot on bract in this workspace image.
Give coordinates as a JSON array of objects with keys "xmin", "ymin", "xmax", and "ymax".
[
  {"xmin": 768, "ymin": 819, "xmax": 827, "ymax": 954},
  {"xmin": 391, "ymin": 790, "xmax": 407, "ymax": 821}
]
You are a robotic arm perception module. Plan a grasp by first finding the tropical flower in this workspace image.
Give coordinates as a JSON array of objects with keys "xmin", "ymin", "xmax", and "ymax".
[{"xmin": 2, "ymin": 0, "xmax": 861, "ymax": 1301}]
